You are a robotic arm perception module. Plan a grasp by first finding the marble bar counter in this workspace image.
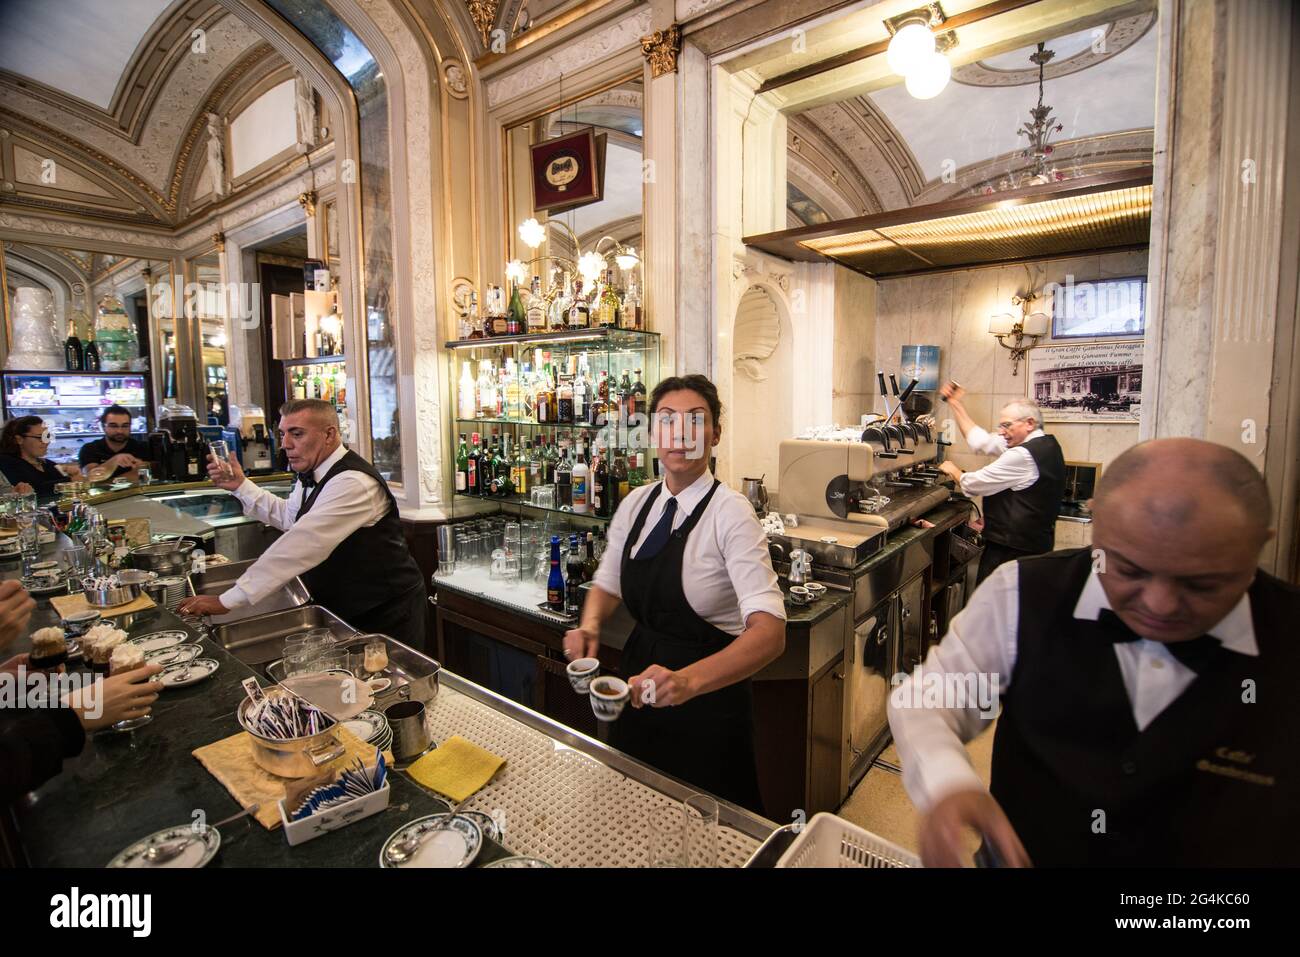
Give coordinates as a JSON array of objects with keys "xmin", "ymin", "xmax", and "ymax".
[{"xmin": 5, "ymin": 585, "xmax": 772, "ymax": 868}]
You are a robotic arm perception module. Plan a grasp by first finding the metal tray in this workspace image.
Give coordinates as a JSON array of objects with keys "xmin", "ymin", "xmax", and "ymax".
[
  {"xmin": 191, "ymin": 559, "xmax": 311, "ymax": 625},
  {"xmin": 211, "ymin": 604, "xmax": 356, "ymax": 665}
]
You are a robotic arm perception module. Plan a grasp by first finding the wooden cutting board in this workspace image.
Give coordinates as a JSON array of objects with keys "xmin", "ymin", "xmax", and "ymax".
[{"xmin": 50, "ymin": 591, "xmax": 156, "ymax": 619}]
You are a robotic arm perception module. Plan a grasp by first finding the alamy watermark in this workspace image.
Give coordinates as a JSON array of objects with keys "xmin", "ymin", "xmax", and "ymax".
[
  {"xmin": 889, "ymin": 666, "xmax": 1001, "ymax": 719},
  {"xmin": 0, "ymin": 667, "xmax": 103, "ymax": 719}
]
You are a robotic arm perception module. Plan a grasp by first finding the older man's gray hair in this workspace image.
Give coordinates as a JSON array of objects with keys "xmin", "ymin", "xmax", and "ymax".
[{"xmin": 1001, "ymin": 400, "xmax": 1043, "ymax": 427}]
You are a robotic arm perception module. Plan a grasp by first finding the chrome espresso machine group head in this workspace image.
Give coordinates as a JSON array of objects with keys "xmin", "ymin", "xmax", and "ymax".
[{"xmin": 777, "ymin": 372, "xmax": 953, "ymax": 533}]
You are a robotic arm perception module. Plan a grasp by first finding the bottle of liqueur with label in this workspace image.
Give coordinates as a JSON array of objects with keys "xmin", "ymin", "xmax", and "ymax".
[
  {"xmin": 566, "ymin": 534, "xmax": 584, "ymax": 615},
  {"xmin": 457, "ymin": 361, "xmax": 475, "ymax": 419},
  {"xmin": 631, "ymin": 368, "xmax": 647, "ymax": 419},
  {"xmin": 503, "ymin": 358, "xmax": 521, "ymax": 419},
  {"xmin": 613, "ymin": 448, "xmax": 630, "ymax": 508},
  {"xmin": 84, "ymin": 336, "xmax": 101, "ymax": 372},
  {"xmin": 488, "ymin": 286, "xmax": 508, "ymax": 337},
  {"xmin": 506, "ymin": 282, "xmax": 525, "ymax": 336},
  {"xmin": 547, "ymin": 536, "xmax": 565, "ymax": 612},
  {"xmin": 617, "ymin": 370, "xmax": 634, "ymax": 423},
  {"xmin": 526, "ymin": 275, "xmax": 547, "ymax": 333},
  {"xmin": 536, "ymin": 368, "xmax": 555, "ymax": 424},
  {"xmin": 455, "ymin": 434, "xmax": 469, "ymax": 493},
  {"xmin": 568, "ymin": 279, "xmax": 590, "ymax": 329},
  {"xmin": 622, "ymin": 279, "xmax": 643, "ymax": 331},
  {"xmin": 550, "ymin": 272, "xmax": 571, "ymax": 332},
  {"xmin": 543, "ymin": 437, "xmax": 558, "ymax": 485},
  {"xmin": 64, "ymin": 332, "xmax": 84, "ymax": 370},
  {"xmin": 557, "ymin": 375, "xmax": 574, "ymax": 424},
  {"xmin": 511, "ymin": 435, "xmax": 529, "ymax": 497},
  {"xmin": 497, "ymin": 434, "xmax": 515, "ymax": 496},
  {"xmin": 527, "ymin": 438, "xmax": 544, "ymax": 490},
  {"xmin": 629, "ymin": 449, "xmax": 647, "ymax": 490},
  {"xmin": 571, "ymin": 439, "xmax": 589, "ymax": 514},
  {"xmin": 467, "ymin": 432, "xmax": 481, "ymax": 495},
  {"xmin": 555, "ymin": 441, "xmax": 572, "ymax": 508},
  {"xmin": 592, "ymin": 446, "xmax": 609, "ymax": 519},
  {"xmin": 598, "ymin": 270, "xmax": 620, "ymax": 328}
]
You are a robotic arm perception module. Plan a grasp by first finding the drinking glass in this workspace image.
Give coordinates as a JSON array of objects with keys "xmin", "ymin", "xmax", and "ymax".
[
  {"xmin": 363, "ymin": 638, "xmax": 389, "ymax": 678},
  {"xmin": 137, "ymin": 467, "xmax": 152, "ymax": 485},
  {"xmin": 530, "ymin": 485, "xmax": 555, "ymax": 510},
  {"xmin": 648, "ymin": 804, "xmax": 688, "ymax": 868},
  {"xmin": 110, "ymin": 660, "xmax": 154, "ymax": 731},
  {"xmin": 209, "ymin": 441, "xmax": 233, "ymax": 480},
  {"xmin": 683, "ymin": 793, "xmax": 719, "ymax": 867}
]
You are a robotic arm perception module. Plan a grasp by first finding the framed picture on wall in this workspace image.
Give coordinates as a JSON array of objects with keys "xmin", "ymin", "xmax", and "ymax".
[
  {"xmin": 530, "ymin": 128, "xmax": 607, "ymax": 214},
  {"xmin": 1030, "ymin": 339, "xmax": 1144, "ymax": 423},
  {"xmin": 900, "ymin": 345, "xmax": 941, "ymax": 391},
  {"xmin": 1049, "ymin": 276, "xmax": 1146, "ymax": 339}
]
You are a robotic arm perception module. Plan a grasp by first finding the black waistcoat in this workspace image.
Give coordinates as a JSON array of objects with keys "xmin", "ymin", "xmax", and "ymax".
[
  {"xmin": 295, "ymin": 450, "xmax": 425, "ymax": 622},
  {"xmin": 991, "ymin": 547, "xmax": 1300, "ymax": 866},
  {"xmin": 981, "ymin": 433, "xmax": 1065, "ymax": 554}
]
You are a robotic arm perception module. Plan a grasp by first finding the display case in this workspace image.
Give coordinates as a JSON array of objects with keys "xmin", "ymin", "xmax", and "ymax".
[
  {"xmin": 1, "ymin": 371, "xmax": 152, "ymax": 463},
  {"xmin": 438, "ymin": 327, "xmax": 660, "ymax": 623}
]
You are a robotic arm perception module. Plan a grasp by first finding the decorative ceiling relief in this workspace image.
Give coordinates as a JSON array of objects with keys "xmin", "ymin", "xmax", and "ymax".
[
  {"xmin": 441, "ymin": 60, "xmax": 469, "ymax": 99},
  {"xmin": 951, "ymin": 14, "xmax": 1157, "ymax": 87}
]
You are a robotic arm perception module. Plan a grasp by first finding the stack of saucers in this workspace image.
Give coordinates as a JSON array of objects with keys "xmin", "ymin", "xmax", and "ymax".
[{"xmin": 342, "ymin": 709, "xmax": 392, "ymax": 752}]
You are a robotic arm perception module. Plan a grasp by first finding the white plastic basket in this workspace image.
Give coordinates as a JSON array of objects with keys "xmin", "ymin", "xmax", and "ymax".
[{"xmin": 774, "ymin": 812, "xmax": 921, "ymax": 868}]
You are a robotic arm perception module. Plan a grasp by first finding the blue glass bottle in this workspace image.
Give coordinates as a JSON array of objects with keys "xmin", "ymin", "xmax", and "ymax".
[{"xmin": 547, "ymin": 535, "xmax": 565, "ymax": 611}]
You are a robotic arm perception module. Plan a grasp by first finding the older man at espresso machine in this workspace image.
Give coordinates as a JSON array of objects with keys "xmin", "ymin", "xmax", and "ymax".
[
  {"xmin": 177, "ymin": 399, "xmax": 427, "ymax": 650},
  {"xmin": 935, "ymin": 383, "xmax": 1066, "ymax": 584}
]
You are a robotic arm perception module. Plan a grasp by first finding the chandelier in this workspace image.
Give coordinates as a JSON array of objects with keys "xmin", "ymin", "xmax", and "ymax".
[{"xmin": 1017, "ymin": 42, "xmax": 1064, "ymax": 180}]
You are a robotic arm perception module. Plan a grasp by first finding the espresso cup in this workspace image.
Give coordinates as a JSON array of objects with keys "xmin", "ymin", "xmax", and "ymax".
[
  {"xmin": 566, "ymin": 657, "xmax": 600, "ymax": 694},
  {"xmin": 589, "ymin": 676, "xmax": 630, "ymax": 722},
  {"xmin": 789, "ymin": 585, "xmax": 811, "ymax": 605},
  {"xmin": 805, "ymin": 582, "xmax": 827, "ymax": 600}
]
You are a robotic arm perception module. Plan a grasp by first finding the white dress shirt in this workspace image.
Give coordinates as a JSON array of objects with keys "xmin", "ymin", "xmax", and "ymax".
[
  {"xmin": 220, "ymin": 444, "xmax": 392, "ymax": 609},
  {"xmin": 887, "ymin": 559, "xmax": 1259, "ymax": 812},
  {"xmin": 957, "ymin": 426, "xmax": 1045, "ymax": 497},
  {"xmin": 592, "ymin": 470, "xmax": 786, "ymax": 636}
]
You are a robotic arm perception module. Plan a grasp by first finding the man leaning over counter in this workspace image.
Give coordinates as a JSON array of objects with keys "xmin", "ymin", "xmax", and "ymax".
[
  {"xmin": 177, "ymin": 399, "xmax": 428, "ymax": 650},
  {"xmin": 889, "ymin": 438, "xmax": 1299, "ymax": 867}
]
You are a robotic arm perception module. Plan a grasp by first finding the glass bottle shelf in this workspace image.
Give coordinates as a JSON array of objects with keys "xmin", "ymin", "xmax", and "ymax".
[
  {"xmin": 453, "ymin": 491, "xmax": 612, "ymax": 522},
  {"xmin": 444, "ymin": 327, "xmax": 657, "ymax": 350},
  {"xmin": 455, "ymin": 416, "xmax": 610, "ymax": 431}
]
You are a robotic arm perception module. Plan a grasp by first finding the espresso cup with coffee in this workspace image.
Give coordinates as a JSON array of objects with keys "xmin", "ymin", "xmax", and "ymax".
[
  {"xmin": 589, "ymin": 676, "xmax": 630, "ymax": 722},
  {"xmin": 566, "ymin": 657, "xmax": 600, "ymax": 694}
]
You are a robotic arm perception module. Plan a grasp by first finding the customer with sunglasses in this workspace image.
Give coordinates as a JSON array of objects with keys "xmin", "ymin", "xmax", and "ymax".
[{"xmin": 0, "ymin": 416, "xmax": 83, "ymax": 498}]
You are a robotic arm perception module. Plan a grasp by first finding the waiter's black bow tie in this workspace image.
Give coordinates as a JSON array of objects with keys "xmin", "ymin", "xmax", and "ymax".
[
  {"xmin": 1097, "ymin": 608, "xmax": 1223, "ymax": 674},
  {"xmin": 297, "ymin": 472, "xmax": 317, "ymax": 490}
]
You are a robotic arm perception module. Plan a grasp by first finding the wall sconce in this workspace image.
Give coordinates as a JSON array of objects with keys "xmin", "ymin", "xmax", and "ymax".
[{"xmin": 990, "ymin": 293, "xmax": 1049, "ymax": 376}]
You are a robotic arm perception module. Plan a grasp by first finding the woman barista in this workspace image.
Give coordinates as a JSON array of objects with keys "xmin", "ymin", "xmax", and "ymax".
[{"xmin": 564, "ymin": 375, "xmax": 786, "ymax": 811}]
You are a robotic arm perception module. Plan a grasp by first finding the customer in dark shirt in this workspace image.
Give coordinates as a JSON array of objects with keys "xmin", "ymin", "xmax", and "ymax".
[
  {"xmin": 0, "ymin": 580, "xmax": 162, "ymax": 803},
  {"xmin": 0, "ymin": 416, "xmax": 82, "ymax": 498},
  {"xmin": 78, "ymin": 405, "xmax": 150, "ymax": 481}
]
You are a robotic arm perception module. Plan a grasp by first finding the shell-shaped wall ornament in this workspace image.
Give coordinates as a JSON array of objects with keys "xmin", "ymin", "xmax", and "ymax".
[{"xmin": 733, "ymin": 285, "xmax": 781, "ymax": 381}]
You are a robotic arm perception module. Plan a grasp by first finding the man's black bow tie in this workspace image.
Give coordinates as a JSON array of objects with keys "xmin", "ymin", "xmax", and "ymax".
[
  {"xmin": 297, "ymin": 472, "xmax": 317, "ymax": 490},
  {"xmin": 1097, "ymin": 607, "xmax": 1223, "ymax": 674}
]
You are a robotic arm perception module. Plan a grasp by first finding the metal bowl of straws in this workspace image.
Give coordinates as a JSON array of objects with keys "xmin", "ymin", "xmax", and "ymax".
[
  {"xmin": 82, "ymin": 575, "xmax": 141, "ymax": 609},
  {"xmin": 237, "ymin": 687, "xmax": 345, "ymax": 779}
]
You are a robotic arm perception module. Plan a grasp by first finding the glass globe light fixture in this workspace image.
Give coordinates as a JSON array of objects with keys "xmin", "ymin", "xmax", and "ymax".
[
  {"xmin": 886, "ymin": 21, "xmax": 934, "ymax": 77},
  {"xmin": 517, "ymin": 218, "xmax": 546, "ymax": 250},
  {"xmin": 904, "ymin": 49, "xmax": 951, "ymax": 100}
]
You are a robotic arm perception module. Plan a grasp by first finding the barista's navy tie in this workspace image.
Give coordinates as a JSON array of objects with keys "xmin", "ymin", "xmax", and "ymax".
[{"xmin": 634, "ymin": 497, "xmax": 676, "ymax": 559}]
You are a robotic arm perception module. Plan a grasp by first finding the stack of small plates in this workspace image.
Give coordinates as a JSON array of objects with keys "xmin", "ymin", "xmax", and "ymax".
[
  {"xmin": 154, "ymin": 577, "xmax": 189, "ymax": 610},
  {"xmin": 342, "ymin": 709, "xmax": 391, "ymax": 751}
]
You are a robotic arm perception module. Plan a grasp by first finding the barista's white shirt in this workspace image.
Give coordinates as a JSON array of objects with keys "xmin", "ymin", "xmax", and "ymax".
[
  {"xmin": 887, "ymin": 560, "xmax": 1259, "ymax": 813},
  {"xmin": 957, "ymin": 427, "xmax": 1046, "ymax": 497},
  {"xmin": 592, "ymin": 470, "xmax": 786, "ymax": 636},
  {"xmin": 219, "ymin": 443, "xmax": 390, "ymax": 609}
]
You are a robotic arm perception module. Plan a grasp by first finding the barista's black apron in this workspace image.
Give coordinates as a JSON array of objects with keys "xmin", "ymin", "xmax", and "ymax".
[{"xmin": 608, "ymin": 480, "xmax": 764, "ymax": 811}]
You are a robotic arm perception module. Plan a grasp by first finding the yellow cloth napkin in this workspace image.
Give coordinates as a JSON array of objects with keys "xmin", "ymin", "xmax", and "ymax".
[
  {"xmin": 407, "ymin": 735, "xmax": 506, "ymax": 803},
  {"xmin": 51, "ymin": 591, "xmax": 156, "ymax": 619}
]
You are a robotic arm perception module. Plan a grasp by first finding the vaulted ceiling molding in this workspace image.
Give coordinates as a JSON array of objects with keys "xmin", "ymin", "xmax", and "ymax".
[
  {"xmin": 786, "ymin": 114, "xmax": 882, "ymax": 217},
  {"xmin": 0, "ymin": 1, "xmax": 227, "ymax": 145}
]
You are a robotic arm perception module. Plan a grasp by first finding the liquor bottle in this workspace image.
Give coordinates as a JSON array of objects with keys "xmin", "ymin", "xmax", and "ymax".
[
  {"xmin": 490, "ymin": 286, "xmax": 510, "ymax": 337},
  {"xmin": 592, "ymin": 370, "xmax": 609, "ymax": 426},
  {"xmin": 84, "ymin": 337, "xmax": 101, "ymax": 372},
  {"xmin": 478, "ymin": 361, "xmax": 497, "ymax": 418},
  {"xmin": 455, "ymin": 434, "xmax": 469, "ymax": 493},
  {"xmin": 458, "ymin": 360, "xmax": 475, "ymax": 419},
  {"xmin": 629, "ymin": 449, "xmax": 647, "ymax": 491},
  {"xmin": 312, "ymin": 370, "xmax": 323, "ymax": 399},
  {"xmin": 467, "ymin": 292, "xmax": 483, "ymax": 339},
  {"xmin": 598, "ymin": 270, "xmax": 620, "ymax": 328},
  {"xmin": 555, "ymin": 441, "xmax": 572, "ymax": 508},
  {"xmin": 503, "ymin": 359, "xmax": 521, "ymax": 419},
  {"xmin": 583, "ymin": 531, "xmax": 598, "ymax": 582},
  {"xmin": 64, "ymin": 333, "xmax": 84, "ymax": 371},
  {"xmin": 572, "ymin": 439, "xmax": 589, "ymax": 514},
  {"xmin": 511, "ymin": 435, "xmax": 529, "ymax": 497},
  {"xmin": 543, "ymin": 437, "xmax": 558, "ymax": 485},
  {"xmin": 467, "ymin": 432, "xmax": 481, "ymax": 495},
  {"xmin": 612, "ymin": 449, "xmax": 630, "ymax": 510},
  {"xmin": 593, "ymin": 447, "xmax": 609, "ymax": 519},
  {"xmin": 526, "ymin": 276, "xmax": 547, "ymax": 333},
  {"xmin": 631, "ymin": 368, "xmax": 647, "ymax": 420},
  {"xmin": 617, "ymin": 370, "xmax": 633, "ymax": 423},
  {"xmin": 506, "ymin": 282, "xmax": 525, "ymax": 336},
  {"xmin": 527, "ymin": 438, "xmax": 544, "ymax": 490},
  {"xmin": 557, "ymin": 375, "xmax": 574, "ymax": 424},
  {"xmin": 622, "ymin": 278, "xmax": 643, "ymax": 331},
  {"xmin": 565, "ymin": 534, "xmax": 584, "ymax": 616},
  {"xmin": 549, "ymin": 272, "xmax": 571, "ymax": 332},
  {"xmin": 547, "ymin": 536, "xmax": 565, "ymax": 612},
  {"xmin": 573, "ymin": 356, "xmax": 588, "ymax": 425},
  {"xmin": 536, "ymin": 367, "xmax": 554, "ymax": 425},
  {"xmin": 496, "ymin": 433, "xmax": 514, "ymax": 496},
  {"xmin": 568, "ymin": 279, "xmax": 590, "ymax": 329}
]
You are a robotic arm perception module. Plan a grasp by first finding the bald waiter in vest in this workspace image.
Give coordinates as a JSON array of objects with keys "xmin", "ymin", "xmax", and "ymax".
[
  {"xmin": 178, "ymin": 399, "xmax": 427, "ymax": 650},
  {"xmin": 890, "ymin": 438, "xmax": 1300, "ymax": 866},
  {"xmin": 937, "ymin": 384, "xmax": 1066, "ymax": 584}
]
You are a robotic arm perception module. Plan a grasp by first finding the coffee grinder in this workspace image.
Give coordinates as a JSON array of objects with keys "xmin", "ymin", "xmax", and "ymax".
[{"xmin": 229, "ymin": 404, "xmax": 275, "ymax": 474}]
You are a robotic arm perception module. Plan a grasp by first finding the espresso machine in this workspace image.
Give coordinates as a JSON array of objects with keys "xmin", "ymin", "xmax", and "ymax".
[
  {"xmin": 155, "ymin": 404, "xmax": 208, "ymax": 481},
  {"xmin": 774, "ymin": 374, "xmax": 953, "ymax": 567},
  {"xmin": 229, "ymin": 404, "xmax": 275, "ymax": 474}
]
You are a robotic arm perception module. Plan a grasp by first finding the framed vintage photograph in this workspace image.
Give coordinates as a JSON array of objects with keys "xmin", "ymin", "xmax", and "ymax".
[
  {"xmin": 1030, "ymin": 339, "xmax": 1144, "ymax": 423},
  {"xmin": 1049, "ymin": 276, "xmax": 1146, "ymax": 339},
  {"xmin": 530, "ymin": 127, "xmax": 607, "ymax": 215}
]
